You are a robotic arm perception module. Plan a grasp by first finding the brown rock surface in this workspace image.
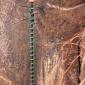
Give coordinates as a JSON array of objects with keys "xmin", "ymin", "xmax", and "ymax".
[
  {"xmin": 0, "ymin": 0, "xmax": 85, "ymax": 85},
  {"xmin": 0, "ymin": 0, "xmax": 29, "ymax": 85},
  {"xmin": 35, "ymin": 0, "xmax": 85, "ymax": 85}
]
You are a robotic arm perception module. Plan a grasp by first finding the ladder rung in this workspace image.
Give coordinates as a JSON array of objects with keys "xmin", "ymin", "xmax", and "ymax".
[
  {"xmin": 29, "ymin": 30, "xmax": 34, "ymax": 32},
  {"xmin": 30, "ymin": 33, "xmax": 34, "ymax": 36},
  {"xmin": 30, "ymin": 23, "xmax": 34, "ymax": 26},
  {"xmin": 30, "ymin": 46, "xmax": 34, "ymax": 48},
  {"xmin": 30, "ymin": 58, "xmax": 35, "ymax": 61},
  {"xmin": 29, "ymin": 42, "xmax": 34, "ymax": 44},
  {"xmin": 29, "ymin": 17, "xmax": 34, "ymax": 21},
  {"xmin": 30, "ymin": 51, "xmax": 34, "ymax": 54},
  {"xmin": 31, "ymin": 82, "xmax": 35, "ymax": 85},
  {"xmin": 30, "ymin": 67, "xmax": 35, "ymax": 71},
  {"xmin": 30, "ymin": 54, "xmax": 34, "ymax": 57},
  {"xmin": 30, "ymin": 70, "xmax": 35, "ymax": 73},
  {"xmin": 29, "ymin": 7, "xmax": 34, "ymax": 10},
  {"xmin": 30, "ymin": 56, "xmax": 35, "ymax": 58},
  {"xmin": 29, "ymin": 31, "xmax": 34, "ymax": 34},
  {"xmin": 30, "ymin": 59, "xmax": 35, "ymax": 62},
  {"xmin": 30, "ymin": 38, "xmax": 34, "ymax": 40},
  {"xmin": 29, "ymin": 28, "xmax": 34, "ymax": 30},
  {"xmin": 30, "ymin": 78, "xmax": 35, "ymax": 81}
]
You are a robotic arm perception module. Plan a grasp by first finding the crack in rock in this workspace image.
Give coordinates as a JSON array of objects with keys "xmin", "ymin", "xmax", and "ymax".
[
  {"xmin": 0, "ymin": 75, "xmax": 11, "ymax": 85},
  {"xmin": 46, "ymin": 3, "xmax": 85, "ymax": 11}
]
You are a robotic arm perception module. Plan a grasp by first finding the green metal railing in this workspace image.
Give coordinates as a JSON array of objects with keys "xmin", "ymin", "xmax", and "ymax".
[{"xmin": 29, "ymin": 2, "xmax": 36, "ymax": 85}]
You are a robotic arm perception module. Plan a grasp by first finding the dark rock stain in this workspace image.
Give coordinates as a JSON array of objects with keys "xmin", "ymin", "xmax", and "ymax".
[{"xmin": 37, "ymin": 1, "xmax": 46, "ymax": 16}]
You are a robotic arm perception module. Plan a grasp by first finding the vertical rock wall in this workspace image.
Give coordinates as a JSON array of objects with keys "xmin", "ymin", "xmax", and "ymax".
[
  {"xmin": 0, "ymin": 0, "xmax": 85, "ymax": 85},
  {"xmin": 0, "ymin": 0, "xmax": 29, "ymax": 85},
  {"xmin": 35, "ymin": 0, "xmax": 85, "ymax": 85}
]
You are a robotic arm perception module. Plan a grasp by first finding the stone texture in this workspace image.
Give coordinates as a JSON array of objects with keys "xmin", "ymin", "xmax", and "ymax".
[
  {"xmin": 0, "ymin": 0, "xmax": 29, "ymax": 85},
  {"xmin": 0, "ymin": 0, "xmax": 85, "ymax": 85},
  {"xmin": 35, "ymin": 0, "xmax": 85, "ymax": 85}
]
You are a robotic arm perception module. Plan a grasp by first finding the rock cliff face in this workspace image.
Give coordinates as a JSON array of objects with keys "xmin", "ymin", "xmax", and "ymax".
[
  {"xmin": 0, "ymin": 0, "xmax": 85, "ymax": 85},
  {"xmin": 35, "ymin": 0, "xmax": 85, "ymax": 85},
  {"xmin": 0, "ymin": 0, "xmax": 29, "ymax": 85}
]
